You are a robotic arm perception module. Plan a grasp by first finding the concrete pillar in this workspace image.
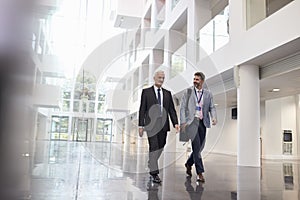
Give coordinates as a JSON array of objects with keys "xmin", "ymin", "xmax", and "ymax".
[
  {"xmin": 296, "ymin": 95, "xmax": 300, "ymax": 157},
  {"xmin": 122, "ymin": 116, "xmax": 131, "ymax": 172},
  {"xmin": 123, "ymin": 116, "xmax": 131, "ymax": 151},
  {"xmin": 149, "ymin": 52, "xmax": 155, "ymax": 85},
  {"xmin": 165, "ymin": 0, "xmax": 172, "ymax": 20},
  {"xmin": 164, "ymin": 34, "xmax": 171, "ymax": 80},
  {"xmin": 186, "ymin": 1, "xmax": 196, "ymax": 72},
  {"xmin": 151, "ymin": 0, "xmax": 158, "ymax": 29},
  {"xmin": 237, "ymin": 65, "xmax": 260, "ymax": 167}
]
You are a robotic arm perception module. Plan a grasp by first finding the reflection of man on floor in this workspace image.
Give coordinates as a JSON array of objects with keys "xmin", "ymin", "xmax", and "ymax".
[
  {"xmin": 185, "ymin": 177, "xmax": 204, "ymax": 200},
  {"xmin": 147, "ymin": 181, "xmax": 159, "ymax": 200}
]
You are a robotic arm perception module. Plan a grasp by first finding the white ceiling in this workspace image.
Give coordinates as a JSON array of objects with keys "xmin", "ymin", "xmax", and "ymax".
[
  {"xmin": 260, "ymin": 68, "xmax": 300, "ymax": 101},
  {"xmin": 212, "ymin": 64, "xmax": 300, "ymax": 109}
]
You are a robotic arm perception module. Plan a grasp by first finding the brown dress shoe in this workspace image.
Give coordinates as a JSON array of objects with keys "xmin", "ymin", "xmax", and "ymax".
[
  {"xmin": 185, "ymin": 163, "xmax": 192, "ymax": 177},
  {"xmin": 197, "ymin": 173, "xmax": 205, "ymax": 182}
]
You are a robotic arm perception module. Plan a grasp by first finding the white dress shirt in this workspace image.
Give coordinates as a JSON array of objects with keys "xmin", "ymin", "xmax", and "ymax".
[{"xmin": 194, "ymin": 87, "xmax": 204, "ymax": 119}]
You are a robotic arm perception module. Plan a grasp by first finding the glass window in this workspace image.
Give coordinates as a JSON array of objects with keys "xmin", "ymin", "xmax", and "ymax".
[
  {"xmin": 89, "ymin": 102, "xmax": 95, "ymax": 113},
  {"xmin": 172, "ymin": 0, "xmax": 181, "ymax": 10},
  {"xmin": 246, "ymin": 0, "xmax": 294, "ymax": 29},
  {"xmin": 62, "ymin": 100, "xmax": 70, "ymax": 112},
  {"xmin": 171, "ymin": 54, "xmax": 186, "ymax": 78},
  {"xmin": 73, "ymin": 101, "xmax": 80, "ymax": 112},
  {"xmin": 266, "ymin": 0, "xmax": 294, "ymax": 17},
  {"xmin": 98, "ymin": 94, "xmax": 105, "ymax": 101},
  {"xmin": 98, "ymin": 102, "xmax": 104, "ymax": 113},
  {"xmin": 198, "ymin": 6, "xmax": 229, "ymax": 57},
  {"xmin": 60, "ymin": 117, "xmax": 69, "ymax": 133},
  {"xmin": 74, "ymin": 70, "xmax": 96, "ymax": 101},
  {"xmin": 63, "ymin": 91, "xmax": 71, "ymax": 99},
  {"xmin": 51, "ymin": 116, "xmax": 60, "ymax": 133},
  {"xmin": 82, "ymin": 102, "xmax": 87, "ymax": 112}
]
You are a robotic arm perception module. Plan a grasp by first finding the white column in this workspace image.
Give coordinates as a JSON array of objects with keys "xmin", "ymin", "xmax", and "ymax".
[
  {"xmin": 164, "ymin": 34, "xmax": 171, "ymax": 80},
  {"xmin": 149, "ymin": 52, "xmax": 154, "ymax": 85},
  {"xmin": 186, "ymin": 1, "xmax": 196, "ymax": 72},
  {"xmin": 296, "ymin": 95, "xmax": 300, "ymax": 157},
  {"xmin": 151, "ymin": 0, "xmax": 158, "ymax": 29},
  {"xmin": 68, "ymin": 115, "xmax": 73, "ymax": 141},
  {"xmin": 165, "ymin": 0, "xmax": 172, "ymax": 20},
  {"xmin": 237, "ymin": 65, "xmax": 260, "ymax": 167},
  {"xmin": 137, "ymin": 66, "xmax": 145, "ymax": 148},
  {"xmin": 123, "ymin": 116, "xmax": 131, "ymax": 172},
  {"xmin": 123, "ymin": 116, "xmax": 131, "ymax": 152}
]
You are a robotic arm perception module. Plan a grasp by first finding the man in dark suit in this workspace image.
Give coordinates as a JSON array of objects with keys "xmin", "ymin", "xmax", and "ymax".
[{"xmin": 138, "ymin": 70, "xmax": 179, "ymax": 183}]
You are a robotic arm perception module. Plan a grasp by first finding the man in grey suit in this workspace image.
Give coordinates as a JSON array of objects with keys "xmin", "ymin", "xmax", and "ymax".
[{"xmin": 180, "ymin": 72, "xmax": 217, "ymax": 182}]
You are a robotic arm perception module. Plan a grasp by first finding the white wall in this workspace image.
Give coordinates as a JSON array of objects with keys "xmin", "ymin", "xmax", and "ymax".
[
  {"xmin": 33, "ymin": 84, "xmax": 61, "ymax": 107},
  {"xmin": 36, "ymin": 114, "xmax": 49, "ymax": 140},
  {"xmin": 297, "ymin": 95, "xmax": 300, "ymax": 155},
  {"xmin": 116, "ymin": 0, "xmax": 143, "ymax": 17},
  {"xmin": 263, "ymin": 96, "xmax": 298, "ymax": 159},
  {"xmin": 207, "ymin": 107, "xmax": 237, "ymax": 155},
  {"xmin": 106, "ymin": 89, "xmax": 130, "ymax": 112},
  {"xmin": 205, "ymin": 95, "xmax": 299, "ymax": 159}
]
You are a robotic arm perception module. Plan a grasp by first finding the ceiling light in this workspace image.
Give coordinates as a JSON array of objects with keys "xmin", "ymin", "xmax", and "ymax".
[
  {"xmin": 272, "ymin": 88, "xmax": 280, "ymax": 92},
  {"xmin": 214, "ymin": 104, "xmax": 219, "ymax": 106}
]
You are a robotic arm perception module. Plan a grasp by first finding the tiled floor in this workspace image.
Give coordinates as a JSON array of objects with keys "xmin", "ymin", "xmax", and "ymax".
[{"xmin": 29, "ymin": 141, "xmax": 300, "ymax": 200}]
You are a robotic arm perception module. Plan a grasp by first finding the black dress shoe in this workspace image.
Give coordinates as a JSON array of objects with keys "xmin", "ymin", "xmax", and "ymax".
[
  {"xmin": 151, "ymin": 175, "xmax": 162, "ymax": 183},
  {"xmin": 185, "ymin": 163, "xmax": 192, "ymax": 177}
]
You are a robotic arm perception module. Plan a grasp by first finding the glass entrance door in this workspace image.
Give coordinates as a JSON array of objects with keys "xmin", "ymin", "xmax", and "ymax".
[
  {"xmin": 72, "ymin": 118, "xmax": 94, "ymax": 142},
  {"xmin": 95, "ymin": 118, "xmax": 113, "ymax": 142},
  {"xmin": 50, "ymin": 116, "xmax": 69, "ymax": 140},
  {"xmin": 77, "ymin": 119, "xmax": 88, "ymax": 141}
]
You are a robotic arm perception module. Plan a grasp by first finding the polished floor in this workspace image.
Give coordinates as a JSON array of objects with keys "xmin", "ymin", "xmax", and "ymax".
[{"xmin": 29, "ymin": 141, "xmax": 300, "ymax": 200}]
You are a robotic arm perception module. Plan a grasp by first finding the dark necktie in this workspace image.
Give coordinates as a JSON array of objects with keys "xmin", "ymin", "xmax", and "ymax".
[{"xmin": 157, "ymin": 88, "xmax": 161, "ymax": 105}]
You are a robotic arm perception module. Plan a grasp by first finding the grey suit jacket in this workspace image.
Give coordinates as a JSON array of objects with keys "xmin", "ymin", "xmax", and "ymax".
[{"xmin": 180, "ymin": 86, "xmax": 217, "ymax": 128}]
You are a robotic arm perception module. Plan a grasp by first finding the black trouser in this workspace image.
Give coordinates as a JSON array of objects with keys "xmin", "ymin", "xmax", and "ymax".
[
  {"xmin": 186, "ymin": 118, "xmax": 206, "ymax": 174},
  {"xmin": 147, "ymin": 130, "xmax": 167, "ymax": 176}
]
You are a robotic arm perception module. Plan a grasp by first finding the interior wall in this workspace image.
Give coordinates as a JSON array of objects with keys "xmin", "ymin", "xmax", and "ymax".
[
  {"xmin": 207, "ymin": 107, "xmax": 237, "ymax": 155},
  {"xmin": 262, "ymin": 96, "xmax": 298, "ymax": 159},
  {"xmin": 207, "ymin": 95, "xmax": 298, "ymax": 159},
  {"xmin": 36, "ymin": 114, "xmax": 48, "ymax": 140}
]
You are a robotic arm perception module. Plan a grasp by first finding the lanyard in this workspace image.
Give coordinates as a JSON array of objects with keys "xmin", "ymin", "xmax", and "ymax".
[{"xmin": 194, "ymin": 89, "xmax": 203, "ymax": 104}]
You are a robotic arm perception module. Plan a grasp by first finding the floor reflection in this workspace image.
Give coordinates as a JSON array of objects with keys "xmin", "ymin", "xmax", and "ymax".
[
  {"xmin": 185, "ymin": 177, "xmax": 204, "ymax": 199},
  {"xmin": 29, "ymin": 140, "xmax": 300, "ymax": 200}
]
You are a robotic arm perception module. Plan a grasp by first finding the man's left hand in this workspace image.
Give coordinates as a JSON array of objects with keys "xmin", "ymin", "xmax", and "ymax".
[
  {"xmin": 175, "ymin": 124, "xmax": 180, "ymax": 133},
  {"xmin": 212, "ymin": 119, "xmax": 217, "ymax": 126}
]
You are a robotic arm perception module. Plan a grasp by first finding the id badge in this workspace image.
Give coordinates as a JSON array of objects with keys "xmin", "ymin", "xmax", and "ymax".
[{"xmin": 196, "ymin": 106, "xmax": 201, "ymax": 111}]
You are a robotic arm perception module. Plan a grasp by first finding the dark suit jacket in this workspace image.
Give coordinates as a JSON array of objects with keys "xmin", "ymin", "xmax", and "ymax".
[{"xmin": 138, "ymin": 86, "xmax": 178, "ymax": 134}]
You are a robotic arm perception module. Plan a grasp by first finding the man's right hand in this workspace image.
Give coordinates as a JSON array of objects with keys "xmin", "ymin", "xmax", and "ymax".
[
  {"xmin": 180, "ymin": 123, "xmax": 188, "ymax": 132},
  {"xmin": 139, "ymin": 127, "xmax": 144, "ymax": 137}
]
